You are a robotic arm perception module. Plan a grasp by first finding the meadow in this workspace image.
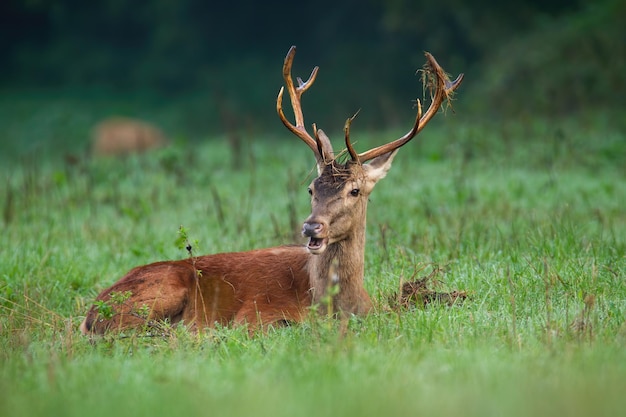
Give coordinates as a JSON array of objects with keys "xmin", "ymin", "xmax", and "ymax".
[{"xmin": 0, "ymin": 98, "xmax": 625, "ymax": 416}]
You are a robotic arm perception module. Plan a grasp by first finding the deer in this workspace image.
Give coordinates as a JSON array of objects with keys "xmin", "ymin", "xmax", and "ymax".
[
  {"xmin": 91, "ymin": 117, "xmax": 168, "ymax": 157},
  {"xmin": 80, "ymin": 46, "xmax": 463, "ymax": 335}
]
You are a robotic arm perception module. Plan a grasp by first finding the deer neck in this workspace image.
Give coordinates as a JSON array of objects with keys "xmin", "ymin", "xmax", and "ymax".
[{"xmin": 306, "ymin": 215, "xmax": 371, "ymax": 315}]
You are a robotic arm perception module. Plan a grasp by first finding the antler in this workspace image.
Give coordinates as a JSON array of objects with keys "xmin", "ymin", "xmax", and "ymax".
[
  {"xmin": 351, "ymin": 52, "xmax": 464, "ymax": 163},
  {"xmin": 276, "ymin": 46, "xmax": 324, "ymax": 159}
]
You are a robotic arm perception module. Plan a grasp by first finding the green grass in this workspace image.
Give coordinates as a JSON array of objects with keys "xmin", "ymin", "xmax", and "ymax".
[{"xmin": 0, "ymin": 103, "xmax": 625, "ymax": 417}]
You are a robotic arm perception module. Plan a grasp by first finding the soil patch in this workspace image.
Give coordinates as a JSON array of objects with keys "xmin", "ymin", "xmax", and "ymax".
[{"xmin": 390, "ymin": 266, "xmax": 468, "ymax": 310}]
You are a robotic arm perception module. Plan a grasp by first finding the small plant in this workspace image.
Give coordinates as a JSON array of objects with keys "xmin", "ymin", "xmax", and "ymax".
[
  {"xmin": 109, "ymin": 290, "xmax": 133, "ymax": 305},
  {"xmin": 136, "ymin": 304, "xmax": 151, "ymax": 320},
  {"xmin": 175, "ymin": 225, "xmax": 199, "ymax": 258},
  {"xmin": 93, "ymin": 300, "xmax": 114, "ymax": 320},
  {"xmin": 94, "ymin": 290, "xmax": 133, "ymax": 321},
  {"xmin": 315, "ymin": 258, "xmax": 339, "ymax": 318}
]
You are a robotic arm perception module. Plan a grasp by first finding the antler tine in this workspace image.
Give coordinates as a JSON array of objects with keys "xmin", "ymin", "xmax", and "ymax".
[
  {"xmin": 355, "ymin": 52, "xmax": 464, "ymax": 163},
  {"xmin": 344, "ymin": 110, "xmax": 360, "ymax": 162},
  {"xmin": 415, "ymin": 52, "xmax": 464, "ymax": 133},
  {"xmin": 276, "ymin": 45, "xmax": 320, "ymax": 156}
]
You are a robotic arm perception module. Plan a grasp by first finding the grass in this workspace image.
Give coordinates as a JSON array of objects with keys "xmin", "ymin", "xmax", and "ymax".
[{"xmin": 0, "ymin": 99, "xmax": 625, "ymax": 417}]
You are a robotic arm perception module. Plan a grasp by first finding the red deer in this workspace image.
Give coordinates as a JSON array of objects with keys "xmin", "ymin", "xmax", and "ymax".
[
  {"xmin": 91, "ymin": 117, "xmax": 168, "ymax": 157},
  {"xmin": 80, "ymin": 46, "xmax": 463, "ymax": 335}
]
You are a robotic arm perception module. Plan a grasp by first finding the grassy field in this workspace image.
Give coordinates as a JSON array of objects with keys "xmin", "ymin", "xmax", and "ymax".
[{"xmin": 0, "ymin": 101, "xmax": 625, "ymax": 417}]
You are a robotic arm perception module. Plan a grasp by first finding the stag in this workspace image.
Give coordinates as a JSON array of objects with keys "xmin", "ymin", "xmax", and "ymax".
[{"xmin": 80, "ymin": 46, "xmax": 463, "ymax": 334}]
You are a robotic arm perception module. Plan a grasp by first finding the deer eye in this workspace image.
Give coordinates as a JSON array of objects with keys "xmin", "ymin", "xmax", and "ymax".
[
  {"xmin": 350, "ymin": 188, "xmax": 360, "ymax": 197},
  {"xmin": 308, "ymin": 188, "xmax": 313, "ymax": 196}
]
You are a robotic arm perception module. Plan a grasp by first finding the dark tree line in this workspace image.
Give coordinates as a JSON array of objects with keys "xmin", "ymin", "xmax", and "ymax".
[
  {"xmin": 1, "ymin": 0, "xmax": 581, "ymax": 89},
  {"xmin": 1, "ymin": 0, "xmax": 622, "ymax": 121}
]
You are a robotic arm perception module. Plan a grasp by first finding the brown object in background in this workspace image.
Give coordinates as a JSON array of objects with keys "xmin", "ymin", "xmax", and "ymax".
[{"xmin": 91, "ymin": 117, "xmax": 168, "ymax": 156}]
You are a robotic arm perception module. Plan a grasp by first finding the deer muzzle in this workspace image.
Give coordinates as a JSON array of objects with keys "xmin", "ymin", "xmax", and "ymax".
[{"xmin": 302, "ymin": 222, "xmax": 328, "ymax": 254}]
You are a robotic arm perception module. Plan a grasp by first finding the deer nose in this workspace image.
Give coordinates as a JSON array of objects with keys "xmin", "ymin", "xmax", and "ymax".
[{"xmin": 302, "ymin": 222, "xmax": 323, "ymax": 237}]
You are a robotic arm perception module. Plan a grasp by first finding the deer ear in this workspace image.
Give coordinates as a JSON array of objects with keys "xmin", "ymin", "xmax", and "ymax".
[
  {"xmin": 315, "ymin": 129, "xmax": 334, "ymax": 175},
  {"xmin": 363, "ymin": 149, "xmax": 398, "ymax": 182}
]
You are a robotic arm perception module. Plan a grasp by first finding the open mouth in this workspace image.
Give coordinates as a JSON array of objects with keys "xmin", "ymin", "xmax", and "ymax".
[{"xmin": 306, "ymin": 237, "xmax": 328, "ymax": 254}]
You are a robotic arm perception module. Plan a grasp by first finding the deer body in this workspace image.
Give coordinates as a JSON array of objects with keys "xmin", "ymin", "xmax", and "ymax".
[
  {"xmin": 80, "ymin": 246, "xmax": 312, "ymax": 333},
  {"xmin": 80, "ymin": 47, "xmax": 463, "ymax": 335},
  {"xmin": 80, "ymin": 159, "xmax": 386, "ymax": 333}
]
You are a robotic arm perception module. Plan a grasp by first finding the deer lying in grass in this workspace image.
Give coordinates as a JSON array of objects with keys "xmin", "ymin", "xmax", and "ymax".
[
  {"xmin": 91, "ymin": 117, "xmax": 168, "ymax": 157},
  {"xmin": 80, "ymin": 46, "xmax": 463, "ymax": 334}
]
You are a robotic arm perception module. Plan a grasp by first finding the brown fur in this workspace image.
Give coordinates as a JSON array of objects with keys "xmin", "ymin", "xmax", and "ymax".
[
  {"xmin": 91, "ymin": 117, "xmax": 167, "ymax": 157},
  {"xmin": 81, "ymin": 246, "xmax": 312, "ymax": 334}
]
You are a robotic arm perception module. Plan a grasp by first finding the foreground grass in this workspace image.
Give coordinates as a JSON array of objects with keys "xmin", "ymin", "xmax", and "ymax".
[{"xmin": 0, "ymin": 109, "xmax": 625, "ymax": 416}]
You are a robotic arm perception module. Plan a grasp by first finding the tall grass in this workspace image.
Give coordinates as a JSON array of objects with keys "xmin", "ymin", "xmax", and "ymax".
[{"xmin": 0, "ymin": 106, "xmax": 624, "ymax": 417}]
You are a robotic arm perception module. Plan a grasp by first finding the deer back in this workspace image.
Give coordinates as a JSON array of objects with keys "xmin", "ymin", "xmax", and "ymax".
[{"xmin": 80, "ymin": 245, "xmax": 312, "ymax": 334}]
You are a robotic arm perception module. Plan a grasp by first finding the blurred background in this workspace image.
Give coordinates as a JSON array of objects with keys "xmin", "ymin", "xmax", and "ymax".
[{"xmin": 0, "ymin": 0, "xmax": 624, "ymax": 157}]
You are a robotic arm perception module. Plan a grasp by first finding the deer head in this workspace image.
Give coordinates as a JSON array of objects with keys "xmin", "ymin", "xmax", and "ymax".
[{"xmin": 277, "ymin": 46, "xmax": 464, "ymax": 256}]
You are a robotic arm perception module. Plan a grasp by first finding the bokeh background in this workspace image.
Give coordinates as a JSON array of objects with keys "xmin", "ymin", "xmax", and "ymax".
[{"xmin": 1, "ymin": 0, "xmax": 624, "ymax": 156}]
